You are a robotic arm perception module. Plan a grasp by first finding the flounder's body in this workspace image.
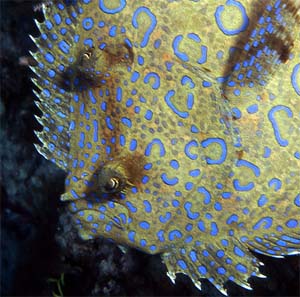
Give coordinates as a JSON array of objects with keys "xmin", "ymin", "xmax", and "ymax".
[{"xmin": 31, "ymin": 0, "xmax": 300, "ymax": 294}]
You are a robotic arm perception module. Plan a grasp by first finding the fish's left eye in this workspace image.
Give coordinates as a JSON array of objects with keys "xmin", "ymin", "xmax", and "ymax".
[{"xmin": 104, "ymin": 177, "xmax": 120, "ymax": 192}]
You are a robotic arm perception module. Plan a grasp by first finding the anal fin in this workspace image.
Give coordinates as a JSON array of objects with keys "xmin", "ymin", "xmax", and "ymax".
[{"xmin": 161, "ymin": 237, "xmax": 265, "ymax": 295}]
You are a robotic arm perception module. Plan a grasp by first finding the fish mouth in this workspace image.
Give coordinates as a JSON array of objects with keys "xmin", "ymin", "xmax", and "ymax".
[{"xmin": 72, "ymin": 199, "xmax": 130, "ymax": 231}]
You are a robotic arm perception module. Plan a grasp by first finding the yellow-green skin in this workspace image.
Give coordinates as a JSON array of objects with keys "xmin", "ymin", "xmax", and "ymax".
[{"xmin": 31, "ymin": 0, "xmax": 300, "ymax": 294}]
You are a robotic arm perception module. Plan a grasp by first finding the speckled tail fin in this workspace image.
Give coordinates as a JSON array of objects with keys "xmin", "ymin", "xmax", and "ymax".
[
  {"xmin": 223, "ymin": 0, "xmax": 300, "ymax": 98},
  {"xmin": 30, "ymin": 1, "xmax": 79, "ymax": 169},
  {"xmin": 161, "ymin": 237, "xmax": 265, "ymax": 295}
]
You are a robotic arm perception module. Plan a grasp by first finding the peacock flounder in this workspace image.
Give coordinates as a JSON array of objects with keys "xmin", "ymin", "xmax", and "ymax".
[{"xmin": 30, "ymin": 0, "xmax": 300, "ymax": 294}]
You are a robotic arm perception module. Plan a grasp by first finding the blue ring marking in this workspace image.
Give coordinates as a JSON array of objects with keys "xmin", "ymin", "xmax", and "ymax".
[
  {"xmin": 286, "ymin": 219, "xmax": 298, "ymax": 228},
  {"xmin": 145, "ymin": 138, "xmax": 166, "ymax": 157},
  {"xmin": 161, "ymin": 173, "xmax": 178, "ymax": 186},
  {"xmin": 197, "ymin": 187, "xmax": 211, "ymax": 204},
  {"xmin": 143, "ymin": 200, "xmax": 152, "ymax": 213},
  {"xmin": 125, "ymin": 201, "xmax": 137, "ymax": 213},
  {"xmin": 226, "ymin": 214, "xmax": 238, "ymax": 225},
  {"xmin": 172, "ymin": 35, "xmax": 188, "ymax": 62},
  {"xmin": 210, "ymin": 222, "xmax": 219, "ymax": 236},
  {"xmin": 184, "ymin": 202, "xmax": 200, "ymax": 220},
  {"xmin": 257, "ymin": 194, "xmax": 268, "ymax": 207},
  {"xmin": 177, "ymin": 259, "xmax": 187, "ymax": 270},
  {"xmin": 185, "ymin": 140, "xmax": 198, "ymax": 160},
  {"xmin": 58, "ymin": 40, "xmax": 70, "ymax": 54},
  {"xmin": 169, "ymin": 230, "xmax": 183, "ymax": 241},
  {"xmin": 198, "ymin": 265, "xmax": 207, "ymax": 275},
  {"xmin": 181, "ymin": 75, "xmax": 195, "ymax": 88},
  {"xmin": 215, "ymin": 0, "xmax": 249, "ymax": 35},
  {"xmin": 139, "ymin": 221, "xmax": 150, "ymax": 230},
  {"xmin": 99, "ymin": 0, "xmax": 126, "ymax": 14},
  {"xmin": 236, "ymin": 263, "xmax": 247, "ymax": 274},
  {"xmin": 234, "ymin": 246, "xmax": 245, "ymax": 257},
  {"xmin": 233, "ymin": 179, "xmax": 254, "ymax": 191},
  {"xmin": 236, "ymin": 159, "xmax": 260, "ymax": 177},
  {"xmin": 144, "ymin": 72, "xmax": 160, "ymax": 89},
  {"xmin": 164, "ymin": 90, "xmax": 189, "ymax": 118},
  {"xmin": 132, "ymin": 7, "xmax": 157, "ymax": 48},
  {"xmin": 159, "ymin": 212, "xmax": 172, "ymax": 223},
  {"xmin": 82, "ymin": 17, "xmax": 94, "ymax": 31},
  {"xmin": 253, "ymin": 217, "xmax": 273, "ymax": 230},
  {"xmin": 268, "ymin": 105, "xmax": 293, "ymax": 147},
  {"xmin": 197, "ymin": 220, "xmax": 206, "ymax": 232},
  {"xmin": 294, "ymin": 194, "xmax": 300, "ymax": 207},
  {"xmin": 201, "ymin": 138, "xmax": 227, "ymax": 165},
  {"xmin": 291, "ymin": 63, "xmax": 300, "ymax": 95},
  {"xmin": 268, "ymin": 178, "xmax": 282, "ymax": 191}
]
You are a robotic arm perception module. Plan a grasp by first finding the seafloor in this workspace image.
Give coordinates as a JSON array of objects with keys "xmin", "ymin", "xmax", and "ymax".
[{"xmin": 0, "ymin": 0, "xmax": 299, "ymax": 296}]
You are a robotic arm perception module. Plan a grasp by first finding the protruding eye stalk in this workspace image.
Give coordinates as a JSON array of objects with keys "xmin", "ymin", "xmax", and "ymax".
[
  {"xmin": 104, "ymin": 177, "xmax": 120, "ymax": 192},
  {"xmin": 96, "ymin": 164, "xmax": 132, "ymax": 194}
]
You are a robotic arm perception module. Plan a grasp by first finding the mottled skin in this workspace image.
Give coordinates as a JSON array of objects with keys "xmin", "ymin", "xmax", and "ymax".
[{"xmin": 31, "ymin": 0, "xmax": 300, "ymax": 294}]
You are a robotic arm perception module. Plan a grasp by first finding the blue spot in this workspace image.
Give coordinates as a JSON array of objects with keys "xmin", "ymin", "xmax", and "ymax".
[
  {"xmin": 189, "ymin": 169, "xmax": 200, "ymax": 177},
  {"xmin": 198, "ymin": 265, "xmax": 207, "ymax": 275},
  {"xmin": 189, "ymin": 250, "xmax": 197, "ymax": 262},
  {"xmin": 236, "ymin": 263, "xmax": 247, "ymax": 274},
  {"xmin": 128, "ymin": 230, "xmax": 135, "ymax": 242},
  {"xmin": 257, "ymin": 194, "xmax": 268, "ymax": 207},
  {"xmin": 214, "ymin": 202, "xmax": 222, "ymax": 211},
  {"xmin": 170, "ymin": 160, "xmax": 179, "ymax": 170},
  {"xmin": 227, "ymin": 214, "xmax": 238, "ymax": 225},
  {"xmin": 159, "ymin": 212, "xmax": 171, "ymax": 223},
  {"xmin": 294, "ymin": 194, "xmax": 300, "ymax": 207},
  {"xmin": 139, "ymin": 221, "xmax": 150, "ymax": 230},
  {"xmin": 234, "ymin": 246, "xmax": 245, "ymax": 257},
  {"xmin": 198, "ymin": 187, "xmax": 211, "ymax": 204},
  {"xmin": 210, "ymin": 222, "xmax": 219, "ymax": 236},
  {"xmin": 247, "ymin": 104, "xmax": 258, "ymax": 114},
  {"xmin": 177, "ymin": 259, "xmax": 187, "ymax": 270},
  {"xmin": 121, "ymin": 117, "xmax": 132, "ymax": 128},
  {"xmin": 157, "ymin": 230, "xmax": 165, "ymax": 242},
  {"xmin": 184, "ymin": 202, "xmax": 199, "ymax": 220},
  {"xmin": 87, "ymin": 215, "xmax": 93, "ymax": 222},
  {"xmin": 126, "ymin": 201, "xmax": 137, "ymax": 213},
  {"xmin": 58, "ymin": 40, "xmax": 70, "ymax": 54},
  {"xmin": 45, "ymin": 52, "xmax": 55, "ymax": 63},
  {"xmin": 217, "ymin": 267, "xmax": 226, "ymax": 275},
  {"xmin": 216, "ymin": 250, "xmax": 225, "ymax": 258},
  {"xmin": 129, "ymin": 139, "xmax": 137, "ymax": 151},
  {"xmin": 169, "ymin": 230, "xmax": 183, "ymax": 241},
  {"xmin": 197, "ymin": 220, "xmax": 206, "ymax": 232},
  {"xmin": 140, "ymin": 239, "xmax": 147, "ymax": 247},
  {"xmin": 286, "ymin": 219, "xmax": 298, "ymax": 228},
  {"xmin": 143, "ymin": 200, "xmax": 152, "ymax": 213}
]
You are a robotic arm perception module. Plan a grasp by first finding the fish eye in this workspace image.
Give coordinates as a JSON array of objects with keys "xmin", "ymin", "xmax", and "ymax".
[{"xmin": 104, "ymin": 177, "xmax": 120, "ymax": 192}]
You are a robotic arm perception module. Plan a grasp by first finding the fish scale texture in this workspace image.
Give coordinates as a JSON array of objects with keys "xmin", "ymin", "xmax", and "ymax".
[{"xmin": 30, "ymin": 0, "xmax": 300, "ymax": 295}]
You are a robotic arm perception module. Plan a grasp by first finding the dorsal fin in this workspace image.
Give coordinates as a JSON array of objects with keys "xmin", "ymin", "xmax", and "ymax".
[{"xmin": 30, "ymin": 1, "xmax": 79, "ymax": 170}]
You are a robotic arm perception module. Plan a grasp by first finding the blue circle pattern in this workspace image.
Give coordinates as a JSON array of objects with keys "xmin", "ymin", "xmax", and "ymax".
[{"xmin": 32, "ymin": 0, "xmax": 300, "ymax": 294}]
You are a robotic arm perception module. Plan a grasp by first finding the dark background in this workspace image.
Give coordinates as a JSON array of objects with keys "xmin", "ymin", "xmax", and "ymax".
[{"xmin": 1, "ymin": 0, "xmax": 299, "ymax": 296}]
